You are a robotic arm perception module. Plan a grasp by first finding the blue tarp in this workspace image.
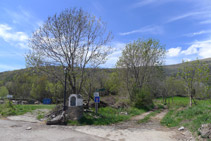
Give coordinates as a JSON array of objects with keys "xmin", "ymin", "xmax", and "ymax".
[{"xmin": 43, "ymin": 98, "xmax": 51, "ymax": 104}]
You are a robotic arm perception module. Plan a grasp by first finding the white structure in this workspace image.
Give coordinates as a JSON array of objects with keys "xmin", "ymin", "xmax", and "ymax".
[{"xmin": 68, "ymin": 94, "xmax": 83, "ymax": 107}]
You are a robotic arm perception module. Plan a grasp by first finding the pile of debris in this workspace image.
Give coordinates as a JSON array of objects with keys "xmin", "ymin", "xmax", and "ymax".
[{"xmin": 46, "ymin": 104, "xmax": 67, "ymax": 125}]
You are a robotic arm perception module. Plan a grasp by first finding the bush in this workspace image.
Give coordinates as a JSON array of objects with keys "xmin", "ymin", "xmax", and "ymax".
[{"xmin": 133, "ymin": 86, "xmax": 154, "ymax": 111}]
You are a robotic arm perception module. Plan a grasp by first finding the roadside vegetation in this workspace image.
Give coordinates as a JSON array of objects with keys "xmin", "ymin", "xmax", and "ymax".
[
  {"xmin": 0, "ymin": 100, "xmax": 55, "ymax": 117},
  {"xmin": 68, "ymin": 107, "xmax": 145, "ymax": 125},
  {"xmin": 159, "ymin": 97, "xmax": 211, "ymax": 135}
]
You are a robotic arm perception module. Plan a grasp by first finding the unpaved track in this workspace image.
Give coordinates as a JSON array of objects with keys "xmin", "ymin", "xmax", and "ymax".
[
  {"xmin": 7, "ymin": 109, "xmax": 50, "ymax": 123},
  {"xmin": 1, "ymin": 110, "xmax": 194, "ymax": 141},
  {"xmin": 0, "ymin": 119, "xmax": 107, "ymax": 141},
  {"xmin": 70, "ymin": 110, "xmax": 194, "ymax": 141}
]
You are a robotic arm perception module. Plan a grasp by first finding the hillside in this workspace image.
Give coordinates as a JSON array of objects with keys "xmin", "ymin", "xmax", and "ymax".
[
  {"xmin": 163, "ymin": 58, "xmax": 211, "ymax": 76},
  {"xmin": 1, "ymin": 58, "xmax": 211, "ymax": 81}
]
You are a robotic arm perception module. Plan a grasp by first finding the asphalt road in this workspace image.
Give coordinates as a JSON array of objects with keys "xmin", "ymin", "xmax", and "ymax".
[{"xmin": 0, "ymin": 119, "xmax": 107, "ymax": 141}]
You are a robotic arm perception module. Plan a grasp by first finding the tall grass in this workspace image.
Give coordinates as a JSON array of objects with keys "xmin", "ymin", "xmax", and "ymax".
[
  {"xmin": 160, "ymin": 97, "xmax": 211, "ymax": 133},
  {"xmin": 0, "ymin": 101, "xmax": 55, "ymax": 117},
  {"xmin": 68, "ymin": 107, "xmax": 146, "ymax": 125}
]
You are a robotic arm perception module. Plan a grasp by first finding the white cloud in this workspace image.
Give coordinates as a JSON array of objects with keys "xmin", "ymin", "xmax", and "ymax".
[
  {"xmin": 165, "ymin": 39, "xmax": 211, "ymax": 65},
  {"xmin": 0, "ymin": 24, "xmax": 28, "ymax": 49},
  {"xmin": 119, "ymin": 25, "xmax": 163, "ymax": 36},
  {"xmin": 131, "ymin": 0, "xmax": 173, "ymax": 8},
  {"xmin": 4, "ymin": 7, "xmax": 42, "ymax": 30},
  {"xmin": 182, "ymin": 58, "xmax": 191, "ymax": 62},
  {"xmin": 0, "ymin": 24, "xmax": 28, "ymax": 42},
  {"xmin": 200, "ymin": 20, "xmax": 211, "ymax": 24},
  {"xmin": 133, "ymin": 0, "xmax": 156, "ymax": 7},
  {"xmin": 166, "ymin": 11, "xmax": 207, "ymax": 23},
  {"xmin": 184, "ymin": 30, "xmax": 211, "ymax": 37},
  {"xmin": 181, "ymin": 46, "xmax": 198, "ymax": 55},
  {"xmin": 5, "ymin": 7, "xmax": 32, "ymax": 25},
  {"xmin": 181, "ymin": 39, "xmax": 211, "ymax": 58},
  {"xmin": 167, "ymin": 47, "xmax": 181, "ymax": 57}
]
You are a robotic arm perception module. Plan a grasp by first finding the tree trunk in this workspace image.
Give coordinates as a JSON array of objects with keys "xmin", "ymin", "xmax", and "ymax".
[
  {"xmin": 189, "ymin": 88, "xmax": 192, "ymax": 107},
  {"xmin": 189, "ymin": 93, "xmax": 192, "ymax": 107}
]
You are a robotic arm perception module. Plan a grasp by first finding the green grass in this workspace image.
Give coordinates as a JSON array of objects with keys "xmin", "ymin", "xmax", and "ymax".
[
  {"xmin": 0, "ymin": 100, "xmax": 55, "ymax": 117},
  {"xmin": 68, "ymin": 107, "xmax": 146, "ymax": 125},
  {"xmin": 155, "ymin": 96, "xmax": 190, "ymax": 109},
  {"xmin": 160, "ymin": 97, "xmax": 211, "ymax": 134},
  {"xmin": 138, "ymin": 110, "xmax": 161, "ymax": 123}
]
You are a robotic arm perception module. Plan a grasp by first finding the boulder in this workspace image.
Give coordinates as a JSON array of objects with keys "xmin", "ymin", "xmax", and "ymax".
[{"xmin": 198, "ymin": 124, "xmax": 211, "ymax": 139}]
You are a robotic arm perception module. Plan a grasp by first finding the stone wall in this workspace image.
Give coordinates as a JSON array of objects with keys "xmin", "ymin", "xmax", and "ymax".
[{"xmin": 65, "ymin": 106, "xmax": 83, "ymax": 120}]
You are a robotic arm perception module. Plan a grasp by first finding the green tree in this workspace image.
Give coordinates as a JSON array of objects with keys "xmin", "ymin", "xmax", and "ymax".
[
  {"xmin": 177, "ymin": 59, "xmax": 209, "ymax": 106},
  {"xmin": 30, "ymin": 76, "xmax": 49, "ymax": 101},
  {"xmin": 117, "ymin": 38, "xmax": 166, "ymax": 100},
  {"xmin": 0, "ymin": 86, "xmax": 9, "ymax": 98},
  {"xmin": 105, "ymin": 71, "xmax": 121, "ymax": 95}
]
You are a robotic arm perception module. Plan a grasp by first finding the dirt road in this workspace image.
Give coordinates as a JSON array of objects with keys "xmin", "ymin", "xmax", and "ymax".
[
  {"xmin": 0, "ymin": 110, "xmax": 194, "ymax": 141},
  {"xmin": 0, "ymin": 119, "xmax": 106, "ymax": 141},
  {"xmin": 70, "ymin": 110, "xmax": 194, "ymax": 141}
]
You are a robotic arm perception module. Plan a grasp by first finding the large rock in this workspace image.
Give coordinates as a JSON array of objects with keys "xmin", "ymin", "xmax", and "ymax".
[{"xmin": 198, "ymin": 124, "xmax": 211, "ymax": 139}]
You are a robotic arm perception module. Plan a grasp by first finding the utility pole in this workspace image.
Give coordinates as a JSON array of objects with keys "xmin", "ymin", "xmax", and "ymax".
[{"xmin": 63, "ymin": 67, "xmax": 67, "ymax": 111}]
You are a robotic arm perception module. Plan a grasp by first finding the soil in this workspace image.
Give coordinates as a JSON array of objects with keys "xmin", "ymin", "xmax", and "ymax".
[
  {"xmin": 70, "ymin": 110, "xmax": 195, "ymax": 141},
  {"xmin": 7, "ymin": 109, "xmax": 50, "ymax": 123}
]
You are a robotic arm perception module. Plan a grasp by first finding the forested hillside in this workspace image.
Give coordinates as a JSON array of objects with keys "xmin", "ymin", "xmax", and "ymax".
[{"xmin": 0, "ymin": 58, "xmax": 211, "ymax": 103}]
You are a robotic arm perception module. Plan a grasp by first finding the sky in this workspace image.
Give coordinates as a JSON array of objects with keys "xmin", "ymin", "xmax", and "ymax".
[{"xmin": 0, "ymin": 0, "xmax": 211, "ymax": 72}]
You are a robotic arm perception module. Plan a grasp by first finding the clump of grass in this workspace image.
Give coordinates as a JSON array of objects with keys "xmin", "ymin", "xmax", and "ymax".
[
  {"xmin": 0, "ymin": 100, "xmax": 16, "ymax": 116},
  {"xmin": 68, "ymin": 107, "xmax": 146, "ymax": 125},
  {"xmin": 36, "ymin": 111, "xmax": 45, "ymax": 120}
]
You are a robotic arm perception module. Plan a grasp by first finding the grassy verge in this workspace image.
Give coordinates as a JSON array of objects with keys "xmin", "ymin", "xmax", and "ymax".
[
  {"xmin": 68, "ymin": 107, "xmax": 146, "ymax": 125},
  {"xmin": 159, "ymin": 97, "xmax": 211, "ymax": 134},
  {"xmin": 0, "ymin": 100, "xmax": 55, "ymax": 117}
]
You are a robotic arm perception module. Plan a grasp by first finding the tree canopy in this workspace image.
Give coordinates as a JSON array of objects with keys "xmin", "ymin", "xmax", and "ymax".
[{"xmin": 26, "ymin": 8, "xmax": 112, "ymax": 94}]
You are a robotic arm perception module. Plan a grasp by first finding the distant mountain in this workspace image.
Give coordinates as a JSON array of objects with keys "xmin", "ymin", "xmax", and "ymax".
[
  {"xmin": 1, "ymin": 58, "xmax": 211, "ymax": 82},
  {"xmin": 163, "ymin": 58, "xmax": 211, "ymax": 76}
]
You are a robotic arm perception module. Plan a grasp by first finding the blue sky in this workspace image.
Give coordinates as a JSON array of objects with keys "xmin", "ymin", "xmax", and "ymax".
[{"xmin": 0, "ymin": 0, "xmax": 211, "ymax": 72}]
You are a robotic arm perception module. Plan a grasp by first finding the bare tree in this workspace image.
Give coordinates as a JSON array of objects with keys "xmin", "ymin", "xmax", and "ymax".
[
  {"xmin": 117, "ymin": 38, "xmax": 166, "ymax": 99},
  {"xmin": 26, "ymin": 8, "xmax": 112, "ymax": 94}
]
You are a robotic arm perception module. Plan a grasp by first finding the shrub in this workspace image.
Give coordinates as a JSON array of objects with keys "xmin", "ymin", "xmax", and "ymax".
[{"xmin": 133, "ymin": 86, "xmax": 154, "ymax": 111}]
